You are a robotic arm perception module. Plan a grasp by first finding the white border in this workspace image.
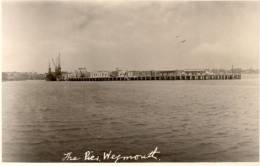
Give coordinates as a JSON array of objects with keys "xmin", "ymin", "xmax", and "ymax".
[{"xmin": 0, "ymin": 0, "xmax": 259, "ymax": 166}]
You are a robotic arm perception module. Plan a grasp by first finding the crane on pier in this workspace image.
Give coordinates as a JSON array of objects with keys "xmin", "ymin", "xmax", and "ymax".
[
  {"xmin": 52, "ymin": 58, "xmax": 56, "ymax": 69},
  {"xmin": 46, "ymin": 53, "xmax": 62, "ymax": 81}
]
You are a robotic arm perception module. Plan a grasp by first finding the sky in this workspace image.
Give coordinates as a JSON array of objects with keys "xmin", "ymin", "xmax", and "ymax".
[{"xmin": 2, "ymin": 1, "xmax": 260, "ymax": 73}]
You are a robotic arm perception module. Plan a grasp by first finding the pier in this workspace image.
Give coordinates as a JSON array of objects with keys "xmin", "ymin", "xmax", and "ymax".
[
  {"xmin": 46, "ymin": 54, "xmax": 242, "ymax": 82},
  {"xmin": 67, "ymin": 73, "xmax": 241, "ymax": 81}
]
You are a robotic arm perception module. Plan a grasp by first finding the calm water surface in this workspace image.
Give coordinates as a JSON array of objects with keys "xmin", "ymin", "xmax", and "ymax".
[{"xmin": 2, "ymin": 75, "xmax": 259, "ymax": 162}]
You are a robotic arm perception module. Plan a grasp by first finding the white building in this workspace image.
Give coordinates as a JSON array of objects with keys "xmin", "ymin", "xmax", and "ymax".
[
  {"xmin": 90, "ymin": 71, "xmax": 110, "ymax": 78},
  {"xmin": 117, "ymin": 70, "xmax": 126, "ymax": 77},
  {"xmin": 126, "ymin": 71, "xmax": 134, "ymax": 78},
  {"xmin": 67, "ymin": 73, "xmax": 74, "ymax": 79}
]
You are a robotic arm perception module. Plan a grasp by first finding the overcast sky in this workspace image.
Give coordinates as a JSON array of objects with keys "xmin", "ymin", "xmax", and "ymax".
[{"xmin": 2, "ymin": 1, "xmax": 260, "ymax": 73}]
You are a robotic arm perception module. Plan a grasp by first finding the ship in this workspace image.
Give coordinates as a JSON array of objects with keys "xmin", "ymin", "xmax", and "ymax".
[{"xmin": 46, "ymin": 54, "xmax": 62, "ymax": 81}]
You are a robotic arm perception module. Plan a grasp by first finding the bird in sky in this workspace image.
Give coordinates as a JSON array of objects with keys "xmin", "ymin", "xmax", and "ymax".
[{"xmin": 180, "ymin": 40, "xmax": 186, "ymax": 43}]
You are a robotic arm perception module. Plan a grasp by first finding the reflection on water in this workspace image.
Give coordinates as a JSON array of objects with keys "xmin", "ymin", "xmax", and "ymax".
[{"xmin": 2, "ymin": 74, "xmax": 259, "ymax": 162}]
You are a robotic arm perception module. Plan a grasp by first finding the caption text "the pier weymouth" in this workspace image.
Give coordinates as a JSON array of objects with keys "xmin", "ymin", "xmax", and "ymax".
[{"xmin": 62, "ymin": 147, "xmax": 160, "ymax": 162}]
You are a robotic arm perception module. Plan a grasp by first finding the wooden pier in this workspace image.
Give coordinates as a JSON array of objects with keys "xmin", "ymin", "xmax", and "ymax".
[{"xmin": 67, "ymin": 73, "xmax": 241, "ymax": 81}]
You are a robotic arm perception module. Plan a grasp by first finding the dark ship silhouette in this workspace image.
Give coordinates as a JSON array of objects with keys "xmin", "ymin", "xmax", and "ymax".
[{"xmin": 46, "ymin": 53, "xmax": 62, "ymax": 81}]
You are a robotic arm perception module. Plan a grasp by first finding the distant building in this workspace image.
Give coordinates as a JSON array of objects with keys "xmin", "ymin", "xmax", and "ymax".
[
  {"xmin": 117, "ymin": 70, "xmax": 126, "ymax": 77},
  {"xmin": 156, "ymin": 70, "xmax": 178, "ymax": 77},
  {"xmin": 129, "ymin": 71, "xmax": 142, "ymax": 77},
  {"xmin": 113, "ymin": 68, "xmax": 128, "ymax": 78},
  {"xmin": 90, "ymin": 71, "xmax": 110, "ymax": 78},
  {"xmin": 183, "ymin": 69, "xmax": 207, "ymax": 75},
  {"xmin": 126, "ymin": 71, "xmax": 134, "ymax": 77},
  {"xmin": 67, "ymin": 73, "xmax": 74, "ymax": 79},
  {"xmin": 61, "ymin": 72, "xmax": 71, "ymax": 80},
  {"xmin": 78, "ymin": 67, "xmax": 90, "ymax": 78}
]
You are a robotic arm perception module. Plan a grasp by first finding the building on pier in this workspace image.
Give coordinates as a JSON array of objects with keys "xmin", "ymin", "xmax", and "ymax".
[{"xmin": 90, "ymin": 71, "xmax": 110, "ymax": 78}]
